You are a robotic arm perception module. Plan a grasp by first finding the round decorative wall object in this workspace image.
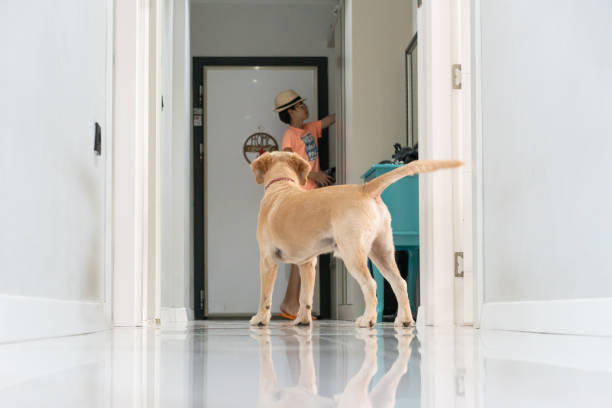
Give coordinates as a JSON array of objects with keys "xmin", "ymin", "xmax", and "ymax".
[{"xmin": 243, "ymin": 131, "xmax": 279, "ymax": 164}]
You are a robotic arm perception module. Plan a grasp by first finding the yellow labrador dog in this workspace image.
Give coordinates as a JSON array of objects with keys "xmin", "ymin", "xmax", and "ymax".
[{"xmin": 249, "ymin": 151, "xmax": 461, "ymax": 328}]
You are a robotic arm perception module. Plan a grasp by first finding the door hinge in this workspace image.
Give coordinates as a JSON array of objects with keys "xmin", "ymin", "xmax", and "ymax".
[
  {"xmin": 200, "ymin": 289, "xmax": 205, "ymax": 311},
  {"xmin": 454, "ymin": 252, "xmax": 464, "ymax": 278},
  {"xmin": 452, "ymin": 64, "xmax": 462, "ymax": 89},
  {"xmin": 199, "ymin": 143, "xmax": 204, "ymax": 162}
]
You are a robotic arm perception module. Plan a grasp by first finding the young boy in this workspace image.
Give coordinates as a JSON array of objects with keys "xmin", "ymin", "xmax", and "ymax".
[{"xmin": 273, "ymin": 89, "xmax": 336, "ymax": 319}]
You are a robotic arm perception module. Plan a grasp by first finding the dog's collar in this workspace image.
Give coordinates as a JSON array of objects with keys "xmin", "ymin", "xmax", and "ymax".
[{"xmin": 265, "ymin": 177, "xmax": 295, "ymax": 190}]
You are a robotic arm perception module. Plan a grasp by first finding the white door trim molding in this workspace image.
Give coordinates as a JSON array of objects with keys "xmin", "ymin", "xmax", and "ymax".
[
  {"xmin": 470, "ymin": 0, "xmax": 484, "ymax": 328},
  {"xmin": 417, "ymin": 0, "xmax": 455, "ymax": 327},
  {"xmin": 142, "ymin": 0, "xmax": 165, "ymax": 325},
  {"xmin": 481, "ymin": 298, "xmax": 612, "ymax": 337},
  {"xmin": 104, "ymin": 0, "xmax": 115, "ymax": 326},
  {"xmin": 113, "ymin": 0, "xmax": 159, "ymax": 326}
]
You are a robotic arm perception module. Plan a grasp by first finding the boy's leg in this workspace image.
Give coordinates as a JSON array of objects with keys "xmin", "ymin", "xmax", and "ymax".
[{"xmin": 280, "ymin": 264, "xmax": 301, "ymax": 316}]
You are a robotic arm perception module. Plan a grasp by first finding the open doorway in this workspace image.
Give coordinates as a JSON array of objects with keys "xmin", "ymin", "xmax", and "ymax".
[
  {"xmin": 162, "ymin": 0, "xmax": 468, "ymax": 327},
  {"xmin": 192, "ymin": 57, "xmax": 332, "ymax": 319}
]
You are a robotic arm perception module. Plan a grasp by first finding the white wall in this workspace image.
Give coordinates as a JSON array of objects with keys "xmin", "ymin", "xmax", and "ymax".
[
  {"xmin": 191, "ymin": 1, "xmax": 336, "ymax": 57},
  {"xmin": 345, "ymin": 0, "xmax": 414, "ymax": 184},
  {"xmin": 190, "ymin": 0, "xmax": 337, "ymax": 162},
  {"xmin": 0, "ymin": 0, "xmax": 110, "ymax": 340},
  {"xmin": 478, "ymin": 0, "xmax": 612, "ymax": 334},
  {"xmin": 190, "ymin": 0, "xmax": 337, "ymax": 157}
]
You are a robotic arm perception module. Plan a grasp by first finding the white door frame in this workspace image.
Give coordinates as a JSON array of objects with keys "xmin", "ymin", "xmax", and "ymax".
[
  {"xmin": 333, "ymin": 0, "xmax": 367, "ymax": 321},
  {"xmin": 454, "ymin": 0, "xmax": 475, "ymax": 327},
  {"xmin": 104, "ymin": 0, "xmax": 115, "ymax": 325},
  {"xmin": 416, "ymin": 0, "xmax": 457, "ymax": 327},
  {"xmin": 332, "ymin": 0, "xmax": 473, "ymax": 325},
  {"xmin": 416, "ymin": 0, "xmax": 476, "ymax": 327},
  {"xmin": 112, "ymin": 0, "xmax": 161, "ymax": 327},
  {"xmin": 471, "ymin": 0, "xmax": 485, "ymax": 329}
]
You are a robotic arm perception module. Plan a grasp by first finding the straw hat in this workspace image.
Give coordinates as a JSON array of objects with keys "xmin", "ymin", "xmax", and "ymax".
[{"xmin": 274, "ymin": 89, "xmax": 306, "ymax": 113}]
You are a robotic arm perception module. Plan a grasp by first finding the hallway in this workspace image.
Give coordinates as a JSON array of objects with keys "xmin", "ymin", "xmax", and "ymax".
[{"xmin": 2, "ymin": 321, "xmax": 611, "ymax": 407}]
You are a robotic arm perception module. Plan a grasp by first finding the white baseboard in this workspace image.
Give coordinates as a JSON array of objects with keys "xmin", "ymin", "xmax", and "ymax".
[
  {"xmin": 480, "ymin": 330, "xmax": 612, "ymax": 372},
  {"xmin": 161, "ymin": 307, "xmax": 193, "ymax": 323},
  {"xmin": 416, "ymin": 306, "xmax": 427, "ymax": 327},
  {"xmin": 0, "ymin": 295, "xmax": 109, "ymax": 343},
  {"xmin": 480, "ymin": 298, "xmax": 612, "ymax": 336}
]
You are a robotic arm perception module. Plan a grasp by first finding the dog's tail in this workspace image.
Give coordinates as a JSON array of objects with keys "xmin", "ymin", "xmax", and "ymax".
[{"xmin": 362, "ymin": 160, "xmax": 463, "ymax": 197}]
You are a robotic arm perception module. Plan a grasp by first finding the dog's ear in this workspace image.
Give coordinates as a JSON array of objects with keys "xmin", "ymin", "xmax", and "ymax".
[
  {"xmin": 289, "ymin": 153, "xmax": 311, "ymax": 186},
  {"xmin": 251, "ymin": 152, "xmax": 272, "ymax": 184}
]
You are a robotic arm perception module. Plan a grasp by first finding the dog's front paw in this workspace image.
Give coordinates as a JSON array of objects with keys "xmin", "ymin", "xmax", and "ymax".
[
  {"xmin": 250, "ymin": 312, "xmax": 271, "ymax": 327},
  {"xmin": 293, "ymin": 310, "xmax": 311, "ymax": 326},
  {"xmin": 355, "ymin": 314, "xmax": 377, "ymax": 328}
]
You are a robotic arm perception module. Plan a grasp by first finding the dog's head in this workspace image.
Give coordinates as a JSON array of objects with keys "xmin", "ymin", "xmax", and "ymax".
[{"xmin": 251, "ymin": 151, "xmax": 311, "ymax": 186}]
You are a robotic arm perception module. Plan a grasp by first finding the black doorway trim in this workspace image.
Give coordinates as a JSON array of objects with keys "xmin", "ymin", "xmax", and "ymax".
[{"xmin": 193, "ymin": 56, "xmax": 330, "ymax": 320}]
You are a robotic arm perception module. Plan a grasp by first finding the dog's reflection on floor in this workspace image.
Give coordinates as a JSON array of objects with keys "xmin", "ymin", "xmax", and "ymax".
[{"xmin": 250, "ymin": 326, "xmax": 416, "ymax": 408}]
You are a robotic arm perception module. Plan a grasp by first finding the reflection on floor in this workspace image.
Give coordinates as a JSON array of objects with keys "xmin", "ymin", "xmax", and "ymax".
[{"xmin": 1, "ymin": 320, "xmax": 612, "ymax": 407}]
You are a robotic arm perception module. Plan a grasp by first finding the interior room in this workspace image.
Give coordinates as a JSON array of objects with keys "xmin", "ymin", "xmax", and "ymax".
[{"xmin": 2, "ymin": 0, "xmax": 612, "ymax": 406}]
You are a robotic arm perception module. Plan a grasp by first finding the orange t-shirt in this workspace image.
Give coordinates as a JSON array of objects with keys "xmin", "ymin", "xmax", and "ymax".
[{"xmin": 281, "ymin": 121, "xmax": 322, "ymax": 190}]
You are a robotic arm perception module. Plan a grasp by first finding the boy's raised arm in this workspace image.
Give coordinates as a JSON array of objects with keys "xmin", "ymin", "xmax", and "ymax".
[{"xmin": 321, "ymin": 114, "xmax": 336, "ymax": 130}]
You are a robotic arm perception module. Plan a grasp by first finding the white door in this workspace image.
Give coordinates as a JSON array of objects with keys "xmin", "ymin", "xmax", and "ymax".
[{"xmin": 205, "ymin": 66, "xmax": 319, "ymax": 315}]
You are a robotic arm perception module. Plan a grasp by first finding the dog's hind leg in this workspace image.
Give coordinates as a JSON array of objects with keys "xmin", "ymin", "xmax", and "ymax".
[
  {"xmin": 294, "ymin": 257, "xmax": 317, "ymax": 326},
  {"xmin": 369, "ymin": 227, "xmax": 414, "ymax": 328},
  {"xmin": 338, "ymin": 244, "xmax": 378, "ymax": 327},
  {"xmin": 250, "ymin": 254, "xmax": 278, "ymax": 326}
]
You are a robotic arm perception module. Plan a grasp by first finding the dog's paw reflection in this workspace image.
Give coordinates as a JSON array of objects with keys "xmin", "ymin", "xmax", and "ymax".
[{"xmin": 252, "ymin": 325, "xmax": 417, "ymax": 408}]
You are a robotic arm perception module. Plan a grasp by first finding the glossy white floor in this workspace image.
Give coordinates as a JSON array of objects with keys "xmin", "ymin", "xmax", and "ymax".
[{"xmin": 1, "ymin": 320, "xmax": 612, "ymax": 407}]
